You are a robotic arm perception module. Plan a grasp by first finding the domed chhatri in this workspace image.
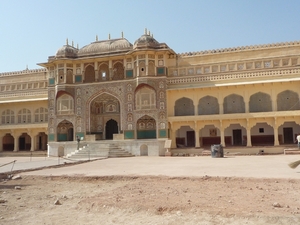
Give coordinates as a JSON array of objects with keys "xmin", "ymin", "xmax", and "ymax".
[
  {"xmin": 55, "ymin": 39, "xmax": 78, "ymax": 58},
  {"xmin": 133, "ymin": 29, "xmax": 160, "ymax": 49},
  {"xmin": 78, "ymin": 38, "xmax": 133, "ymax": 57}
]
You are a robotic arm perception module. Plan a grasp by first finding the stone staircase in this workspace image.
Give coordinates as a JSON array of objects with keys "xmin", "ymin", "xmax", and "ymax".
[
  {"xmin": 66, "ymin": 143, "xmax": 134, "ymax": 159},
  {"xmin": 66, "ymin": 145, "xmax": 99, "ymax": 159},
  {"xmin": 108, "ymin": 143, "xmax": 134, "ymax": 158}
]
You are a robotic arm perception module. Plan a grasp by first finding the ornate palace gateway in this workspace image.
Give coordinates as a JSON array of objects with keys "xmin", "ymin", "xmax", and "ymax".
[{"xmin": 1, "ymin": 30, "xmax": 300, "ymax": 156}]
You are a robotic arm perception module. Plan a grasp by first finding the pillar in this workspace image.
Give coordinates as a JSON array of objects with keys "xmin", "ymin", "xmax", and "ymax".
[
  {"xmin": 170, "ymin": 126, "xmax": 176, "ymax": 149},
  {"xmin": 220, "ymin": 121, "xmax": 225, "ymax": 147},
  {"xmin": 195, "ymin": 129, "xmax": 200, "ymax": 148},
  {"xmin": 219, "ymin": 103, "xmax": 223, "ymax": 114},
  {"xmin": 30, "ymin": 135, "xmax": 35, "ymax": 151},
  {"xmin": 246, "ymin": 119, "xmax": 252, "ymax": 147},
  {"xmin": 245, "ymin": 101, "xmax": 249, "ymax": 113},
  {"xmin": 109, "ymin": 60, "xmax": 113, "ymax": 80},
  {"xmin": 13, "ymin": 135, "xmax": 19, "ymax": 152},
  {"xmin": 274, "ymin": 118, "xmax": 279, "ymax": 146}
]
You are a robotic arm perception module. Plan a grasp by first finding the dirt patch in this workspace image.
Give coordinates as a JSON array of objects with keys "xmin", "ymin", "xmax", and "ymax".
[{"xmin": 1, "ymin": 175, "xmax": 300, "ymax": 224}]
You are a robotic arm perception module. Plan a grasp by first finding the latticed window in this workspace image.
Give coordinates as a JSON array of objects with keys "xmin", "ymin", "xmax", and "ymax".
[
  {"xmin": 57, "ymin": 94, "xmax": 74, "ymax": 115},
  {"xmin": 34, "ymin": 107, "xmax": 48, "ymax": 122},
  {"xmin": 112, "ymin": 62, "xmax": 124, "ymax": 80},
  {"xmin": 1, "ymin": 109, "xmax": 14, "ymax": 124},
  {"xmin": 135, "ymin": 86, "xmax": 156, "ymax": 110},
  {"xmin": 18, "ymin": 108, "xmax": 31, "ymax": 123}
]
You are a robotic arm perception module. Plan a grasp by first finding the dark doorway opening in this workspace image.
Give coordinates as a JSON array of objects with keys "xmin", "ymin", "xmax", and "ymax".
[
  {"xmin": 106, "ymin": 119, "xmax": 118, "ymax": 139},
  {"xmin": 283, "ymin": 127, "xmax": 294, "ymax": 144},
  {"xmin": 186, "ymin": 131, "xmax": 195, "ymax": 147},
  {"xmin": 233, "ymin": 129, "xmax": 242, "ymax": 145}
]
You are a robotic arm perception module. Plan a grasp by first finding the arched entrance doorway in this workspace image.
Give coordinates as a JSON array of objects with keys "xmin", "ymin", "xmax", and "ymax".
[
  {"xmin": 19, "ymin": 133, "xmax": 31, "ymax": 151},
  {"xmin": 175, "ymin": 126, "xmax": 195, "ymax": 147},
  {"xmin": 89, "ymin": 93, "xmax": 120, "ymax": 140},
  {"xmin": 250, "ymin": 122, "xmax": 274, "ymax": 146},
  {"xmin": 36, "ymin": 132, "xmax": 48, "ymax": 150},
  {"xmin": 105, "ymin": 119, "xmax": 118, "ymax": 139},
  {"xmin": 57, "ymin": 120, "xmax": 74, "ymax": 141},
  {"xmin": 3, "ymin": 134, "xmax": 14, "ymax": 151}
]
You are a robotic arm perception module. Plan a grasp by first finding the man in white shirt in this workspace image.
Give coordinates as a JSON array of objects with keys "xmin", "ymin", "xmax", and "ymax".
[{"xmin": 296, "ymin": 134, "xmax": 300, "ymax": 149}]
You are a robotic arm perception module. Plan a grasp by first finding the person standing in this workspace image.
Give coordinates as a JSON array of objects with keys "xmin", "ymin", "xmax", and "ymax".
[{"xmin": 296, "ymin": 134, "xmax": 300, "ymax": 149}]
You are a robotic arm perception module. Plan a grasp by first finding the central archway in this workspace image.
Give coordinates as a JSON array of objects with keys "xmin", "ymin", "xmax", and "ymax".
[{"xmin": 89, "ymin": 93, "xmax": 120, "ymax": 140}]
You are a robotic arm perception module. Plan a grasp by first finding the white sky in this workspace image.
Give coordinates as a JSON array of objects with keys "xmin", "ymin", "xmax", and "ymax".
[{"xmin": 0, "ymin": 0, "xmax": 299, "ymax": 73}]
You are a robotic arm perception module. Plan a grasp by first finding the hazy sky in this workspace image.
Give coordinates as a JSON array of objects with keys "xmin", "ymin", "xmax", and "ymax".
[{"xmin": 0, "ymin": 0, "xmax": 299, "ymax": 73}]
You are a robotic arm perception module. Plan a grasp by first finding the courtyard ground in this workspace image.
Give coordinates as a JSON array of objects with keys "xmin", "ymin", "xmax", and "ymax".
[{"xmin": 1, "ymin": 155, "xmax": 300, "ymax": 224}]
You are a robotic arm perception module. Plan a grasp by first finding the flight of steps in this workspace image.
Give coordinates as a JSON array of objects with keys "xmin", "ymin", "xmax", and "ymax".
[
  {"xmin": 66, "ymin": 143, "xmax": 134, "ymax": 159},
  {"xmin": 108, "ymin": 143, "xmax": 134, "ymax": 158},
  {"xmin": 66, "ymin": 145, "xmax": 100, "ymax": 159}
]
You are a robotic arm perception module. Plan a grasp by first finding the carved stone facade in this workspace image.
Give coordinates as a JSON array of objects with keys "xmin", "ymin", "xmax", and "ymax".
[{"xmin": 1, "ymin": 31, "xmax": 300, "ymax": 154}]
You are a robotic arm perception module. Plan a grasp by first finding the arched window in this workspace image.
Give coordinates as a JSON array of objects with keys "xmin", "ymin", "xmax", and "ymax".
[
  {"xmin": 18, "ymin": 108, "xmax": 31, "ymax": 123},
  {"xmin": 112, "ymin": 62, "xmax": 124, "ymax": 80},
  {"xmin": 57, "ymin": 94, "xmax": 74, "ymax": 115},
  {"xmin": 135, "ymin": 86, "xmax": 156, "ymax": 110},
  {"xmin": 1, "ymin": 109, "xmax": 14, "ymax": 124},
  {"xmin": 35, "ymin": 107, "xmax": 48, "ymax": 122},
  {"xmin": 99, "ymin": 63, "xmax": 109, "ymax": 81},
  {"xmin": 277, "ymin": 90, "xmax": 300, "ymax": 111},
  {"xmin": 174, "ymin": 97, "xmax": 194, "ymax": 116},
  {"xmin": 84, "ymin": 65, "xmax": 95, "ymax": 83},
  {"xmin": 198, "ymin": 95, "xmax": 219, "ymax": 115},
  {"xmin": 249, "ymin": 92, "xmax": 272, "ymax": 112},
  {"xmin": 223, "ymin": 94, "xmax": 245, "ymax": 114}
]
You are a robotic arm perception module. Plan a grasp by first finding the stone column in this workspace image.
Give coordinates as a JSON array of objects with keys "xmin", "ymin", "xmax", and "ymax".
[
  {"xmin": 245, "ymin": 101, "xmax": 249, "ymax": 113},
  {"xmin": 136, "ymin": 61, "xmax": 140, "ymax": 77},
  {"xmin": 220, "ymin": 121, "xmax": 225, "ymax": 147},
  {"xmin": 195, "ymin": 122, "xmax": 200, "ymax": 148},
  {"xmin": 246, "ymin": 119, "xmax": 252, "ymax": 147},
  {"xmin": 94, "ymin": 61, "xmax": 98, "ymax": 81},
  {"xmin": 30, "ymin": 134, "xmax": 35, "ymax": 151},
  {"xmin": 145, "ymin": 54, "xmax": 148, "ymax": 76},
  {"xmin": 274, "ymin": 118, "xmax": 279, "ymax": 146},
  {"xmin": 13, "ymin": 134, "xmax": 19, "ymax": 152},
  {"xmin": 170, "ymin": 125, "xmax": 177, "ymax": 148},
  {"xmin": 219, "ymin": 103, "xmax": 223, "ymax": 114}
]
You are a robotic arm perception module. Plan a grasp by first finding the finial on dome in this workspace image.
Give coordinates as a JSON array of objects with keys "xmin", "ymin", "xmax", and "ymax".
[
  {"xmin": 121, "ymin": 31, "xmax": 124, "ymax": 38},
  {"xmin": 108, "ymin": 33, "xmax": 111, "ymax": 39},
  {"xmin": 145, "ymin": 28, "xmax": 147, "ymax": 35},
  {"xmin": 66, "ymin": 38, "xmax": 69, "ymax": 45},
  {"xmin": 96, "ymin": 35, "xmax": 98, "ymax": 41}
]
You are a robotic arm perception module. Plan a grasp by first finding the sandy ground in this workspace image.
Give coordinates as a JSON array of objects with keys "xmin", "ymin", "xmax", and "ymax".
[{"xmin": 1, "ymin": 155, "xmax": 300, "ymax": 224}]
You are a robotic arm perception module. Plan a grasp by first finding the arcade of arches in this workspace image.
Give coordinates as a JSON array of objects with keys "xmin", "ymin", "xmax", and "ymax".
[
  {"xmin": 1, "ymin": 131, "xmax": 48, "ymax": 152},
  {"xmin": 169, "ymin": 89, "xmax": 300, "ymax": 148}
]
